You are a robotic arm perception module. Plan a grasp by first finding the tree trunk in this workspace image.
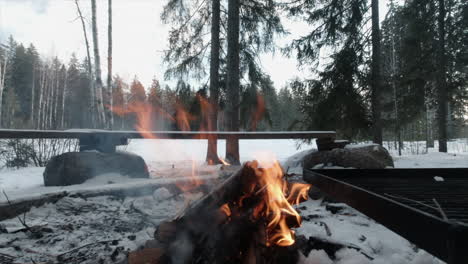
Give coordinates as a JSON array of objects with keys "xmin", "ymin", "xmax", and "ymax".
[
  {"xmin": 61, "ymin": 69, "xmax": 68, "ymax": 128},
  {"xmin": 206, "ymin": 0, "xmax": 222, "ymax": 165},
  {"xmin": 225, "ymin": 0, "xmax": 241, "ymax": 165},
  {"xmin": 91, "ymin": 0, "xmax": 106, "ymax": 128},
  {"xmin": 36, "ymin": 65, "xmax": 45, "ymax": 129},
  {"xmin": 107, "ymin": 0, "xmax": 113, "ymax": 129},
  {"xmin": 30, "ymin": 62, "xmax": 35, "ymax": 128},
  {"xmin": 0, "ymin": 56, "xmax": 7, "ymax": 128},
  {"xmin": 371, "ymin": 0, "xmax": 383, "ymax": 145},
  {"xmin": 389, "ymin": 4, "xmax": 401, "ymax": 156},
  {"xmin": 53, "ymin": 65, "xmax": 60, "ymax": 129},
  {"xmin": 75, "ymin": 0, "xmax": 96, "ymax": 128},
  {"xmin": 437, "ymin": 0, "xmax": 448, "ymax": 152}
]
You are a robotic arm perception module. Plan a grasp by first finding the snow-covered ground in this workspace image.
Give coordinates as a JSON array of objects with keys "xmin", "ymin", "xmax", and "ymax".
[
  {"xmin": 0, "ymin": 139, "xmax": 312, "ymax": 199},
  {"xmin": 0, "ymin": 139, "xmax": 467, "ymax": 263},
  {"xmin": 2, "ymin": 139, "xmax": 467, "ymax": 196},
  {"xmin": 0, "ymin": 188, "xmax": 193, "ymax": 263},
  {"xmin": 296, "ymin": 199, "xmax": 443, "ymax": 264}
]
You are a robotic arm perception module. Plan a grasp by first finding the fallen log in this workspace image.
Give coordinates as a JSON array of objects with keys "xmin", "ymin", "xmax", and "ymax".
[{"xmin": 0, "ymin": 176, "xmax": 219, "ymax": 222}]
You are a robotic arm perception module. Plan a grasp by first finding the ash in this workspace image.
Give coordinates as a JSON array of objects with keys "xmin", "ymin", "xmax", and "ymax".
[{"xmin": 0, "ymin": 189, "xmax": 188, "ymax": 263}]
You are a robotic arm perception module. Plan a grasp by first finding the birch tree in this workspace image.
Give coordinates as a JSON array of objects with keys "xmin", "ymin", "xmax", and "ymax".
[
  {"xmin": 74, "ymin": 0, "xmax": 96, "ymax": 128},
  {"xmin": 91, "ymin": 0, "xmax": 106, "ymax": 128},
  {"xmin": 0, "ymin": 46, "xmax": 7, "ymax": 127},
  {"xmin": 107, "ymin": 0, "xmax": 113, "ymax": 129}
]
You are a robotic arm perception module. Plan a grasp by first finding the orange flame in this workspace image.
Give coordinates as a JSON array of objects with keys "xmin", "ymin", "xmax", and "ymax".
[
  {"xmin": 175, "ymin": 160, "xmax": 204, "ymax": 192},
  {"xmin": 251, "ymin": 93, "xmax": 265, "ymax": 131},
  {"xmin": 220, "ymin": 203, "xmax": 232, "ymax": 217},
  {"xmin": 109, "ymin": 89, "xmax": 207, "ymax": 193},
  {"xmin": 174, "ymin": 100, "xmax": 195, "ymax": 132},
  {"xmin": 219, "ymin": 158, "xmax": 231, "ymax": 166},
  {"xmin": 247, "ymin": 160, "xmax": 310, "ymax": 247}
]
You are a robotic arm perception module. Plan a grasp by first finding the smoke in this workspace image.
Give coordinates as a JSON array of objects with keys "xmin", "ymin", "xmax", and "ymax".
[
  {"xmin": 2, "ymin": 0, "xmax": 50, "ymax": 14},
  {"xmin": 169, "ymin": 232, "xmax": 194, "ymax": 264}
]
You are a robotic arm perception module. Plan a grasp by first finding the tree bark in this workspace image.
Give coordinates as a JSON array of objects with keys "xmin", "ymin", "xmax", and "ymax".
[
  {"xmin": 371, "ymin": 0, "xmax": 383, "ymax": 145},
  {"xmin": 0, "ymin": 55, "xmax": 7, "ymax": 128},
  {"xmin": 91, "ymin": 0, "xmax": 106, "ymax": 128},
  {"xmin": 61, "ymin": 69, "xmax": 68, "ymax": 128},
  {"xmin": 225, "ymin": 0, "xmax": 241, "ymax": 165},
  {"xmin": 75, "ymin": 0, "xmax": 96, "ymax": 128},
  {"xmin": 107, "ymin": 0, "xmax": 113, "ymax": 129},
  {"xmin": 437, "ymin": 0, "xmax": 448, "ymax": 152},
  {"xmin": 206, "ymin": 0, "xmax": 222, "ymax": 165}
]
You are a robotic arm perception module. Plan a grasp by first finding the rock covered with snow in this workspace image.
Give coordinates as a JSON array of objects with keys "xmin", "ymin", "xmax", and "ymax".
[
  {"xmin": 303, "ymin": 144, "xmax": 394, "ymax": 169},
  {"xmin": 43, "ymin": 151, "xmax": 149, "ymax": 186}
]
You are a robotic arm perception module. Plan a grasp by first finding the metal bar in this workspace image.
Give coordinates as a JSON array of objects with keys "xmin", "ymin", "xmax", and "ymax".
[
  {"xmin": 303, "ymin": 169, "xmax": 468, "ymax": 263},
  {"xmin": 0, "ymin": 129, "xmax": 336, "ymax": 140},
  {"xmin": 309, "ymin": 168, "xmax": 468, "ymax": 178}
]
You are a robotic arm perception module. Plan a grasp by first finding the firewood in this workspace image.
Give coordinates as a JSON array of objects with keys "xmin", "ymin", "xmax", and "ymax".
[
  {"xmin": 178, "ymin": 163, "xmax": 257, "ymax": 221},
  {"xmin": 128, "ymin": 248, "xmax": 166, "ymax": 264},
  {"xmin": 146, "ymin": 162, "xmax": 308, "ymax": 263},
  {"xmin": 154, "ymin": 220, "xmax": 178, "ymax": 244}
]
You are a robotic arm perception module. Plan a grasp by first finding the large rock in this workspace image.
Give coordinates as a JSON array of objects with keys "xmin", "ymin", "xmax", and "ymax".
[
  {"xmin": 43, "ymin": 151, "xmax": 149, "ymax": 186},
  {"xmin": 304, "ymin": 144, "xmax": 394, "ymax": 169}
]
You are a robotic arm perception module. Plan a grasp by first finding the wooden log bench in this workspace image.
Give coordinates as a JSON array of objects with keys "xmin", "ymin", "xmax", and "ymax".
[{"xmin": 0, "ymin": 129, "xmax": 343, "ymax": 153}]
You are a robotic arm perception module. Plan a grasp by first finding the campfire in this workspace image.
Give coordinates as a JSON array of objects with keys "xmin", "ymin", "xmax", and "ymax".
[
  {"xmin": 110, "ymin": 92, "xmax": 314, "ymax": 263},
  {"xmin": 129, "ymin": 160, "xmax": 311, "ymax": 264}
]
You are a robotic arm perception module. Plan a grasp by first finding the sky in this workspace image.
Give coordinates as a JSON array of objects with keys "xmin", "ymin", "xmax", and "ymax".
[{"xmin": 0, "ymin": 0, "xmax": 389, "ymax": 90}]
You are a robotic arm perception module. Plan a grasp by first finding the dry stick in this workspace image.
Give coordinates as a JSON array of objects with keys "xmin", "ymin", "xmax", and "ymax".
[
  {"xmin": 0, "ymin": 252, "xmax": 15, "ymax": 260},
  {"xmin": 56, "ymin": 239, "xmax": 118, "ymax": 259},
  {"xmin": 2, "ymin": 190, "xmax": 32, "ymax": 231},
  {"xmin": 318, "ymin": 221, "xmax": 332, "ymax": 236},
  {"xmin": 384, "ymin": 193, "xmax": 438, "ymax": 211},
  {"xmin": 432, "ymin": 198, "xmax": 448, "ymax": 221}
]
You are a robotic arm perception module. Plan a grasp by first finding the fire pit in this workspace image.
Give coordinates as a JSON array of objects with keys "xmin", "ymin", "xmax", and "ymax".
[{"xmin": 130, "ymin": 160, "xmax": 311, "ymax": 263}]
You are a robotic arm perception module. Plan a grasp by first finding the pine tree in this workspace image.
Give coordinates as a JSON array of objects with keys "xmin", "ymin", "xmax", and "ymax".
[
  {"xmin": 112, "ymin": 75, "xmax": 126, "ymax": 129},
  {"xmin": 286, "ymin": 0, "xmax": 370, "ymax": 140},
  {"xmin": 147, "ymin": 77, "xmax": 164, "ymax": 130},
  {"xmin": 436, "ymin": 0, "xmax": 448, "ymax": 152},
  {"xmin": 371, "ymin": 0, "xmax": 383, "ymax": 144},
  {"xmin": 225, "ymin": 0, "xmax": 241, "ymax": 165},
  {"xmin": 206, "ymin": 0, "xmax": 222, "ymax": 165},
  {"xmin": 162, "ymin": 0, "xmax": 284, "ymax": 164},
  {"xmin": 129, "ymin": 77, "xmax": 147, "ymax": 104}
]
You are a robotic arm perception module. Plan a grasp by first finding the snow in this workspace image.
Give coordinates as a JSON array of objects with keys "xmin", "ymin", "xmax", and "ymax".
[
  {"xmin": 295, "ymin": 199, "xmax": 444, "ymax": 264},
  {"xmin": 434, "ymin": 176, "xmax": 445, "ymax": 182},
  {"xmin": 0, "ymin": 139, "xmax": 467, "ymax": 263},
  {"xmin": 1, "ymin": 139, "xmax": 312, "ymax": 200},
  {"xmin": 0, "ymin": 192, "xmax": 190, "ymax": 263},
  {"xmin": 299, "ymin": 250, "xmax": 334, "ymax": 264},
  {"xmin": 394, "ymin": 152, "xmax": 468, "ymax": 168}
]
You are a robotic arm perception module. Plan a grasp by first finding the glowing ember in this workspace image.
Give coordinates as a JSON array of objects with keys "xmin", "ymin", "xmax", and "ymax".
[
  {"xmin": 220, "ymin": 203, "xmax": 231, "ymax": 217},
  {"xmin": 219, "ymin": 158, "xmax": 231, "ymax": 166}
]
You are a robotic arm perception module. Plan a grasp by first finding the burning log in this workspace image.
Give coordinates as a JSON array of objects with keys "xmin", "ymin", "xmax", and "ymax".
[{"xmin": 130, "ymin": 161, "xmax": 311, "ymax": 264}]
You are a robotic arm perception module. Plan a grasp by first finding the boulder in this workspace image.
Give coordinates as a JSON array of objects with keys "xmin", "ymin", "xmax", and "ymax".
[
  {"xmin": 304, "ymin": 144, "xmax": 394, "ymax": 169},
  {"xmin": 43, "ymin": 151, "xmax": 149, "ymax": 186}
]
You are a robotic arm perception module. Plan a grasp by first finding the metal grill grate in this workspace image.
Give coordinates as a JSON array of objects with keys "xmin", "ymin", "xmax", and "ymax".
[{"xmin": 303, "ymin": 168, "xmax": 468, "ymax": 264}]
